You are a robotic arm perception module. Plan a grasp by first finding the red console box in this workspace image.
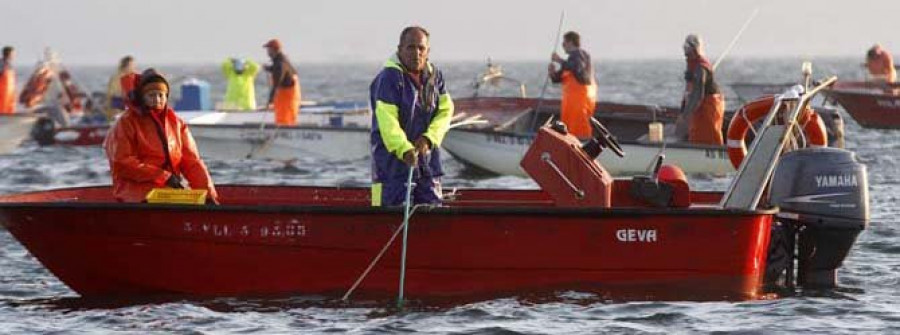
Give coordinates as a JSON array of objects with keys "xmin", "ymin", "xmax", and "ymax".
[{"xmin": 520, "ymin": 127, "xmax": 613, "ymax": 207}]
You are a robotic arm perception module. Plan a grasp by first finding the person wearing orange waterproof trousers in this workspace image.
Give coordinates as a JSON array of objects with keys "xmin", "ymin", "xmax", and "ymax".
[
  {"xmin": 0, "ymin": 46, "xmax": 16, "ymax": 113},
  {"xmin": 548, "ymin": 31, "xmax": 597, "ymax": 139},
  {"xmin": 676, "ymin": 34, "xmax": 725, "ymax": 146},
  {"xmin": 263, "ymin": 39, "xmax": 301, "ymax": 126}
]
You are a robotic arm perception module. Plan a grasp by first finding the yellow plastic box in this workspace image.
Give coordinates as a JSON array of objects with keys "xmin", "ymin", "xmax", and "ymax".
[{"xmin": 145, "ymin": 188, "xmax": 208, "ymax": 205}]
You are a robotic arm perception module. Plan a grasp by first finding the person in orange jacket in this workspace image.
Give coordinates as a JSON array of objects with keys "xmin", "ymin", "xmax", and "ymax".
[
  {"xmin": 676, "ymin": 34, "xmax": 725, "ymax": 145},
  {"xmin": 548, "ymin": 31, "xmax": 597, "ymax": 139},
  {"xmin": 104, "ymin": 69, "xmax": 219, "ymax": 203},
  {"xmin": 263, "ymin": 39, "xmax": 301, "ymax": 125},
  {"xmin": 865, "ymin": 44, "xmax": 896, "ymax": 83},
  {"xmin": 0, "ymin": 46, "xmax": 16, "ymax": 113}
]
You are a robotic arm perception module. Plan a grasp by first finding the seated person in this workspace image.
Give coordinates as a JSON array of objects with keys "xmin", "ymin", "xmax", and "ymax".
[{"xmin": 104, "ymin": 68, "xmax": 219, "ymax": 203}]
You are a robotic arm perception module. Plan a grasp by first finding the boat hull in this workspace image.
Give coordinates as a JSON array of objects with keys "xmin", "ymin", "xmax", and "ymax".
[
  {"xmin": 0, "ymin": 185, "xmax": 772, "ymax": 302},
  {"xmin": 444, "ymin": 128, "xmax": 734, "ymax": 176},
  {"xmin": 825, "ymin": 86, "xmax": 900, "ymax": 129},
  {"xmin": 190, "ymin": 124, "xmax": 369, "ymax": 161}
]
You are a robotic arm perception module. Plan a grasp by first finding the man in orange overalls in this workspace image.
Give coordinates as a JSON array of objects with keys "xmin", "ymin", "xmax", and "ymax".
[
  {"xmin": 548, "ymin": 31, "xmax": 597, "ymax": 139},
  {"xmin": 263, "ymin": 39, "xmax": 301, "ymax": 126},
  {"xmin": 677, "ymin": 34, "xmax": 724, "ymax": 145},
  {"xmin": 0, "ymin": 46, "xmax": 16, "ymax": 113},
  {"xmin": 866, "ymin": 44, "xmax": 896, "ymax": 83}
]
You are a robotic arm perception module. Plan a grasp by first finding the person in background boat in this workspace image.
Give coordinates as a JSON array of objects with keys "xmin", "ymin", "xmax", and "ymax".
[
  {"xmin": 222, "ymin": 57, "xmax": 259, "ymax": 110},
  {"xmin": 548, "ymin": 31, "xmax": 597, "ymax": 139},
  {"xmin": 105, "ymin": 55, "xmax": 135, "ymax": 118},
  {"xmin": 865, "ymin": 44, "xmax": 896, "ymax": 83},
  {"xmin": 676, "ymin": 34, "xmax": 724, "ymax": 145},
  {"xmin": 104, "ymin": 69, "xmax": 219, "ymax": 204},
  {"xmin": 263, "ymin": 39, "xmax": 301, "ymax": 125},
  {"xmin": 0, "ymin": 46, "xmax": 16, "ymax": 113},
  {"xmin": 370, "ymin": 26, "xmax": 454, "ymax": 206}
]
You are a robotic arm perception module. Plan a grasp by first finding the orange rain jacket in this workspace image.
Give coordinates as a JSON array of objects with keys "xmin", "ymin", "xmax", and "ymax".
[
  {"xmin": 0, "ymin": 61, "xmax": 15, "ymax": 113},
  {"xmin": 104, "ymin": 105, "xmax": 218, "ymax": 203}
]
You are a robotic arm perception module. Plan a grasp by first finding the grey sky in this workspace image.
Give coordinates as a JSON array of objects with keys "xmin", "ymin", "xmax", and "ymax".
[{"xmin": 2, "ymin": 0, "xmax": 898, "ymax": 65}]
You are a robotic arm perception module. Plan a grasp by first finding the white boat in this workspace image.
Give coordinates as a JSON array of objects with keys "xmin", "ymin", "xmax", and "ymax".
[
  {"xmin": 444, "ymin": 97, "xmax": 735, "ymax": 176},
  {"xmin": 445, "ymin": 127, "xmax": 733, "ymax": 177},
  {"xmin": 0, "ymin": 113, "xmax": 39, "ymax": 154},
  {"xmin": 182, "ymin": 103, "xmax": 371, "ymax": 162}
]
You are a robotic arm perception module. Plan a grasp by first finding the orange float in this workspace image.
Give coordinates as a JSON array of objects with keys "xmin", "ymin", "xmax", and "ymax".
[{"xmin": 725, "ymin": 95, "xmax": 827, "ymax": 168}]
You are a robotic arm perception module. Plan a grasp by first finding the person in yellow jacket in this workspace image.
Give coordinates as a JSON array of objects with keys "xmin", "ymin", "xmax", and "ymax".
[{"xmin": 221, "ymin": 57, "xmax": 259, "ymax": 110}]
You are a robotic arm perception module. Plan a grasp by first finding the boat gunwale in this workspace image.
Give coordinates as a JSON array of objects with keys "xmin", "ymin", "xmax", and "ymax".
[
  {"xmin": 447, "ymin": 127, "xmax": 727, "ymax": 151},
  {"xmin": 0, "ymin": 185, "xmax": 778, "ymax": 217},
  {"xmin": 188, "ymin": 123, "xmax": 370, "ymax": 132}
]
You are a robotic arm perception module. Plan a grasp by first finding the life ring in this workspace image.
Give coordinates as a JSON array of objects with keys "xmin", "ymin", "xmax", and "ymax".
[
  {"xmin": 19, "ymin": 65, "xmax": 54, "ymax": 108},
  {"xmin": 725, "ymin": 95, "xmax": 827, "ymax": 169}
]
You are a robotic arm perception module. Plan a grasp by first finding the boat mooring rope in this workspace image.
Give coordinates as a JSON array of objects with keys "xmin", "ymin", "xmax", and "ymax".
[{"xmin": 341, "ymin": 167, "xmax": 418, "ymax": 308}]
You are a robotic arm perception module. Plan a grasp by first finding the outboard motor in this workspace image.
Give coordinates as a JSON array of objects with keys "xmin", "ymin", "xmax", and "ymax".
[
  {"xmin": 31, "ymin": 116, "xmax": 57, "ymax": 146},
  {"xmin": 766, "ymin": 147, "xmax": 868, "ymax": 288}
]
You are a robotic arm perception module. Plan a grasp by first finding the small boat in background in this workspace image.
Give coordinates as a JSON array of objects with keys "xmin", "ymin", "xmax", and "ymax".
[
  {"xmin": 730, "ymin": 82, "xmax": 793, "ymax": 103},
  {"xmin": 445, "ymin": 97, "xmax": 735, "ymax": 176},
  {"xmin": 29, "ymin": 101, "xmax": 373, "ymax": 162},
  {"xmin": 824, "ymin": 81, "xmax": 900, "ymax": 129}
]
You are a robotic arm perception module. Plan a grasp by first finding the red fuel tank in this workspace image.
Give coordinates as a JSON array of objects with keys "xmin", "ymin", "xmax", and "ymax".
[{"xmin": 520, "ymin": 126, "xmax": 613, "ymax": 207}]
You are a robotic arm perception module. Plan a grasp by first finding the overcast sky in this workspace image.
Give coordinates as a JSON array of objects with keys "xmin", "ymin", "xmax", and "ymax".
[{"xmin": 1, "ymin": 0, "xmax": 898, "ymax": 65}]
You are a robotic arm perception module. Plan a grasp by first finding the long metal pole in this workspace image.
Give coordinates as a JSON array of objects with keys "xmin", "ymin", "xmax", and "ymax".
[
  {"xmin": 396, "ymin": 166, "xmax": 415, "ymax": 309},
  {"xmin": 528, "ymin": 11, "xmax": 566, "ymax": 130},
  {"xmin": 712, "ymin": 8, "xmax": 760, "ymax": 71}
]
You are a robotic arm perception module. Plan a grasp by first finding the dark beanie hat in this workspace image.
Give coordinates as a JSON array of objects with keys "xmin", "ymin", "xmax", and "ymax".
[{"xmin": 137, "ymin": 68, "xmax": 169, "ymax": 95}]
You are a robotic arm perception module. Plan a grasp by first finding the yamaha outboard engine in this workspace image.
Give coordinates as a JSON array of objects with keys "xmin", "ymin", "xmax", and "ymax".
[{"xmin": 766, "ymin": 147, "xmax": 868, "ymax": 288}]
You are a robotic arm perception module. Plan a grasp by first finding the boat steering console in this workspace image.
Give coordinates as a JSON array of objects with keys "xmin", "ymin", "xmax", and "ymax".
[{"xmin": 581, "ymin": 117, "xmax": 625, "ymax": 159}]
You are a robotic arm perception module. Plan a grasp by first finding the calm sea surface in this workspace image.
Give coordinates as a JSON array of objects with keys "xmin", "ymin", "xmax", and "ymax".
[{"xmin": 0, "ymin": 58, "xmax": 897, "ymax": 334}]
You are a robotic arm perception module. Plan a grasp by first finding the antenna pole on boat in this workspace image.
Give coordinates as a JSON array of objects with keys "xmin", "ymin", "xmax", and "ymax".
[
  {"xmin": 712, "ymin": 7, "xmax": 760, "ymax": 71},
  {"xmin": 528, "ymin": 10, "xmax": 566, "ymax": 130},
  {"xmin": 397, "ymin": 166, "xmax": 416, "ymax": 310}
]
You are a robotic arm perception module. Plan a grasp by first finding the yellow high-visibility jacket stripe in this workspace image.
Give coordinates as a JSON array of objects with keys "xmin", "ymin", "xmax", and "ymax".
[{"xmin": 374, "ymin": 100, "xmax": 414, "ymax": 160}]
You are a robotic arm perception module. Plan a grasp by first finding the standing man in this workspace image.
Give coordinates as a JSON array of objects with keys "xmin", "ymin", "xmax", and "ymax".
[
  {"xmin": 677, "ymin": 34, "xmax": 724, "ymax": 145},
  {"xmin": 0, "ymin": 46, "xmax": 16, "ymax": 113},
  {"xmin": 263, "ymin": 39, "xmax": 301, "ymax": 125},
  {"xmin": 222, "ymin": 57, "xmax": 259, "ymax": 110},
  {"xmin": 369, "ymin": 26, "xmax": 454, "ymax": 206},
  {"xmin": 865, "ymin": 44, "xmax": 896, "ymax": 83},
  {"xmin": 548, "ymin": 31, "xmax": 597, "ymax": 139}
]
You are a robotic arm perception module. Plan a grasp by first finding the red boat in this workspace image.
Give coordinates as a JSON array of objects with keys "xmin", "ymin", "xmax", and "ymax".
[
  {"xmin": 824, "ymin": 81, "xmax": 900, "ymax": 129},
  {"xmin": 0, "ymin": 80, "xmax": 869, "ymax": 303}
]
